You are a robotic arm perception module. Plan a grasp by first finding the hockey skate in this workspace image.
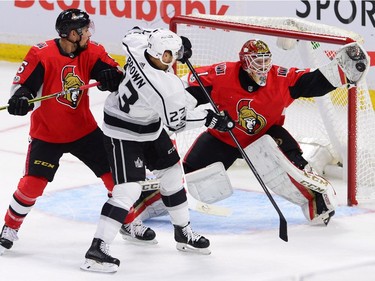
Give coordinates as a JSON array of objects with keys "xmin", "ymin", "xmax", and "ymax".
[
  {"xmin": 0, "ymin": 225, "xmax": 19, "ymax": 255},
  {"xmin": 119, "ymin": 221, "xmax": 157, "ymax": 244},
  {"xmin": 299, "ymin": 164, "xmax": 336, "ymax": 225},
  {"xmin": 80, "ymin": 238, "xmax": 120, "ymax": 273},
  {"xmin": 313, "ymin": 191, "xmax": 335, "ymax": 226},
  {"xmin": 174, "ymin": 222, "xmax": 211, "ymax": 255}
]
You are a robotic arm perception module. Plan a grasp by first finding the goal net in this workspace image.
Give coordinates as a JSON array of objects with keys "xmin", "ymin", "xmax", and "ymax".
[{"xmin": 169, "ymin": 14, "xmax": 375, "ymax": 205}]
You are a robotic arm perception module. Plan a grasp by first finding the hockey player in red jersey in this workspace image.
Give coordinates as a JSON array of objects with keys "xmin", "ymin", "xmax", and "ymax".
[
  {"xmin": 0, "ymin": 9, "xmax": 124, "ymax": 255},
  {"xmin": 182, "ymin": 39, "xmax": 368, "ymax": 225}
]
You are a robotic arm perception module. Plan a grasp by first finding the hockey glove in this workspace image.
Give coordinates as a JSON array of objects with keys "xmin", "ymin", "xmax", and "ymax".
[
  {"xmin": 319, "ymin": 42, "xmax": 369, "ymax": 87},
  {"xmin": 7, "ymin": 87, "xmax": 35, "ymax": 116},
  {"xmin": 178, "ymin": 36, "xmax": 192, "ymax": 64},
  {"xmin": 205, "ymin": 109, "xmax": 234, "ymax": 132},
  {"xmin": 97, "ymin": 68, "xmax": 123, "ymax": 92}
]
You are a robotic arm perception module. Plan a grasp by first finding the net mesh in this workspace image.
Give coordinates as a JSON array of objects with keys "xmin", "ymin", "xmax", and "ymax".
[{"xmin": 172, "ymin": 14, "xmax": 375, "ymax": 202}]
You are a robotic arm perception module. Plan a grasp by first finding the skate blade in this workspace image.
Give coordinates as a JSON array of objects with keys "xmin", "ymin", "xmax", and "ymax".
[
  {"xmin": 176, "ymin": 242, "xmax": 211, "ymax": 255},
  {"xmin": 311, "ymin": 210, "xmax": 335, "ymax": 226},
  {"xmin": 121, "ymin": 234, "xmax": 158, "ymax": 245},
  {"xmin": 80, "ymin": 258, "xmax": 118, "ymax": 273},
  {"xmin": 323, "ymin": 210, "xmax": 335, "ymax": 225}
]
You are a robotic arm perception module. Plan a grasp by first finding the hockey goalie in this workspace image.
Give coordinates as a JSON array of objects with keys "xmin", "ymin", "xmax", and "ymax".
[{"xmin": 181, "ymin": 40, "xmax": 369, "ymax": 224}]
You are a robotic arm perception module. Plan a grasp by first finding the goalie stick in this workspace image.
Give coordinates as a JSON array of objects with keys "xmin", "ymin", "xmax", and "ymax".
[
  {"xmin": 0, "ymin": 81, "xmax": 101, "ymax": 111},
  {"xmin": 185, "ymin": 59, "xmax": 288, "ymax": 242},
  {"xmin": 138, "ymin": 175, "xmax": 232, "ymax": 217}
]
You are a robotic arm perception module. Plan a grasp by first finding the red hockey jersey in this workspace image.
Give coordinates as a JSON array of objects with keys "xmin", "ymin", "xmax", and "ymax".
[
  {"xmin": 187, "ymin": 61, "xmax": 310, "ymax": 148},
  {"xmin": 12, "ymin": 39, "xmax": 119, "ymax": 143}
]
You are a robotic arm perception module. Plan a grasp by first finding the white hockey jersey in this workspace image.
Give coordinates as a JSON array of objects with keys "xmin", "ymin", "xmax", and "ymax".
[{"xmin": 103, "ymin": 28, "xmax": 208, "ymax": 141}]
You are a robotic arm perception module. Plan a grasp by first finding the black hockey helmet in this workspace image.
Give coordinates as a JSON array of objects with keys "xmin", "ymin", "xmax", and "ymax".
[{"xmin": 55, "ymin": 9, "xmax": 91, "ymax": 38}]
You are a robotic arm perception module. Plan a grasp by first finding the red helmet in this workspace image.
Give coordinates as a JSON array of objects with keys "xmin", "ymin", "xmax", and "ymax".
[{"xmin": 239, "ymin": 39, "xmax": 272, "ymax": 86}]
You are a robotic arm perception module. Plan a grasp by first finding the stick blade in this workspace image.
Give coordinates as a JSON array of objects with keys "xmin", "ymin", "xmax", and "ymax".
[{"xmin": 279, "ymin": 217, "xmax": 288, "ymax": 242}]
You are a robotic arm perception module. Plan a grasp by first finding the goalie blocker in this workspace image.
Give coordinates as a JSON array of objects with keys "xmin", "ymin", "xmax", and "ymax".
[{"xmin": 245, "ymin": 135, "xmax": 337, "ymax": 225}]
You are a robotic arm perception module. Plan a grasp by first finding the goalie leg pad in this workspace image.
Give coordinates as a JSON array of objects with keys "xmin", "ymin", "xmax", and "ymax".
[
  {"xmin": 244, "ymin": 135, "xmax": 337, "ymax": 223},
  {"xmin": 125, "ymin": 190, "xmax": 166, "ymax": 223},
  {"xmin": 185, "ymin": 162, "xmax": 233, "ymax": 204}
]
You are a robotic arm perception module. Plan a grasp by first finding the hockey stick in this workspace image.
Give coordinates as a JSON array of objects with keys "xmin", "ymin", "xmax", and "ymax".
[
  {"xmin": 0, "ymin": 81, "xmax": 101, "ymax": 111},
  {"xmin": 139, "ymin": 173, "xmax": 232, "ymax": 217},
  {"xmin": 185, "ymin": 59, "xmax": 288, "ymax": 242}
]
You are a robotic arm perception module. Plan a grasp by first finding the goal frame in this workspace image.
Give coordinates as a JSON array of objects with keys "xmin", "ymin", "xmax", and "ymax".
[{"xmin": 170, "ymin": 14, "xmax": 359, "ymax": 206}]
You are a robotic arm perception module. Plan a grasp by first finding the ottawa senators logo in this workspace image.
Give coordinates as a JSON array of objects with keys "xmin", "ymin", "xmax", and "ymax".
[
  {"xmin": 236, "ymin": 99, "xmax": 266, "ymax": 135},
  {"xmin": 57, "ymin": 66, "xmax": 84, "ymax": 109}
]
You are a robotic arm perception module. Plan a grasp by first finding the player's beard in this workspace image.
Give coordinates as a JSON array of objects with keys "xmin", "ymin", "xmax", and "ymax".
[
  {"xmin": 76, "ymin": 39, "xmax": 89, "ymax": 52},
  {"xmin": 79, "ymin": 39, "xmax": 89, "ymax": 50}
]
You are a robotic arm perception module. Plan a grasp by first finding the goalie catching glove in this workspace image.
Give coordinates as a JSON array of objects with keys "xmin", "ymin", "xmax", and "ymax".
[
  {"xmin": 319, "ymin": 42, "xmax": 369, "ymax": 87},
  {"xmin": 205, "ymin": 109, "xmax": 235, "ymax": 132}
]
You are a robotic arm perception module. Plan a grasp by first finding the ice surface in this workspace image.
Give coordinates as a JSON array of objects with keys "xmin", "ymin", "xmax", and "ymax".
[{"xmin": 0, "ymin": 61, "xmax": 374, "ymax": 281}]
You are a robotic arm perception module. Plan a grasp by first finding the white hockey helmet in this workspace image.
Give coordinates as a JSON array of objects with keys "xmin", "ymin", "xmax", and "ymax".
[
  {"xmin": 146, "ymin": 29, "xmax": 183, "ymax": 69},
  {"xmin": 239, "ymin": 39, "xmax": 273, "ymax": 86}
]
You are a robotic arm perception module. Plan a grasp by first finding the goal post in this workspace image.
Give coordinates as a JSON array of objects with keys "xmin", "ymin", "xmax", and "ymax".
[{"xmin": 169, "ymin": 14, "xmax": 375, "ymax": 206}]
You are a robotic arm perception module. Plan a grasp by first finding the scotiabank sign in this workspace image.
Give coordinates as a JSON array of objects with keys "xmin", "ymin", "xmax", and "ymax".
[{"xmin": 14, "ymin": 0, "xmax": 229, "ymax": 24}]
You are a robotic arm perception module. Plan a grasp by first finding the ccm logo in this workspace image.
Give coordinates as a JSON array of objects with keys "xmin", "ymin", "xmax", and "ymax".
[{"xmin": 34, "ymin": 160, "xmax": 55, "ymax": 169}]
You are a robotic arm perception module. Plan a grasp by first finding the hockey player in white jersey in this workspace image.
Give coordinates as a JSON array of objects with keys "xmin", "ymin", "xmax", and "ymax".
[{"xmin": 81, "ymin": 27, "xmax": 234, "ymax": 273}]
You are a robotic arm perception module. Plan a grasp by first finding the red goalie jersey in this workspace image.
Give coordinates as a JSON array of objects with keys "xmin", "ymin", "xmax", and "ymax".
[
  {"xmin": 12, "ymin": 39, "xmax": 119, "ymax": 143},
  {"xmin": 186, "ymin": 61, "xmax": 311, "ymax": 148}
]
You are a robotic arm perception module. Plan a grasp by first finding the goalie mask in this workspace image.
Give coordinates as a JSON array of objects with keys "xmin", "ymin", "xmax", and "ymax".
[
  {"xmin": 146, "ymin": 29, "xmax": 183, "ymax": 70},
  {"xmin": 239, "ymin": 39, "xmax": 273, "ymax": 86},
  {"xmin": 55, "ymin": 9, "xmax": 94, "ymax": 38}
]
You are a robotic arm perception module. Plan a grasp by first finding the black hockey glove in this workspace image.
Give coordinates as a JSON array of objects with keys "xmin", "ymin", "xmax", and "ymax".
[
  {"xmin": 7, "ymin": 87, "xmax": 35, "ymax": 116},
  {"xmin": 205, "ymin": 109, "xmax": 235, "ymax": 132},
  {"xmin": 178, "ymin": 36, "xmax": 192, "ymax": 64},
  {"xmin": 97, "ymin": 68, "xmax": 123, "ymax": 92}
]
